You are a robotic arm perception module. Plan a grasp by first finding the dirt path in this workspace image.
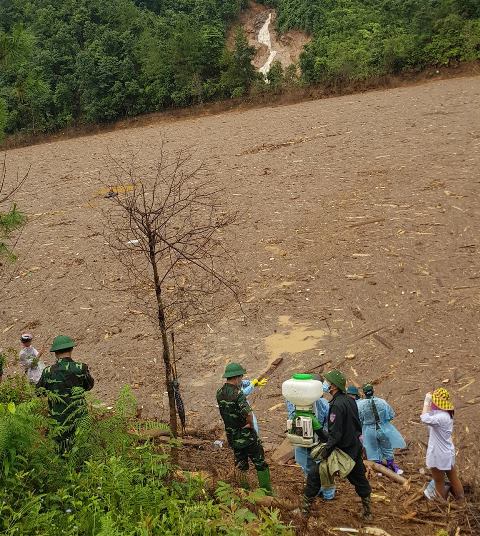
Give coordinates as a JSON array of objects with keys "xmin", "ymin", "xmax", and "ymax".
[{"xmin": 1, "ymin": 75, "xmax": 480, "ymax": 532}]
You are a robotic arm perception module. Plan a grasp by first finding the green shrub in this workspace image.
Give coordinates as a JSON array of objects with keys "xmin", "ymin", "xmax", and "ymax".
[
  {"xmin": 0, "ymin": 375, "xmax": 36, "ymax": 404},
  {"xmin": 0, "ymin": 385, "xmax": 293, "ymax": 535}
]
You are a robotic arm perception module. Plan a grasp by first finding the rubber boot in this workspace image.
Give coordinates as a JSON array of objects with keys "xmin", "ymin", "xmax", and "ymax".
[
  {"xmin": 361, "ymin": 495, "xmax": 372, "ymax": 521},
  {"xmin": 238, "ymin": 471, "xmax": 250, "ymax": 491},
  {"xmin": 256, "ymin": 467, "xmax": 273, "ymax": 495},
  {"xmin": 301, "ymin": 495, "xmax": 314, "ymax": 516},
  {"xmin": 386, "ymin": 459, "xmax": 403, "ymax": 475}
]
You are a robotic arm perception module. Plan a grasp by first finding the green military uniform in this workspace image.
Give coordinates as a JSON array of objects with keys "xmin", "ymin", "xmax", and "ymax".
[
  {"xmin": 37, "ymin": 336, "xmax": 94, "ymax": 451},
  {"xmin": 216, "ymin": 383, "xmax": 267, "ymax": 471},
  {"xmin": 217, "ymin": 363, "xmax": 272, "ymax": 494}
]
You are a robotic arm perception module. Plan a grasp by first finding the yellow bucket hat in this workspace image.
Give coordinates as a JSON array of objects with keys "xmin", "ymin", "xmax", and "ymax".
[{"xmin": 432, "ymin": 387, "xmax": 454, "ymax": 411}]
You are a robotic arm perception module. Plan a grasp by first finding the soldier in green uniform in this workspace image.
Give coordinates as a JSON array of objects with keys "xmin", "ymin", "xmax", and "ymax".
[
  {"xmin": 216, "ymin": 362, "xmax": 272, "ymax": 494},
  {"xmin": 37, "ymin": 335, "xmax": 94, "ymax": 452}
]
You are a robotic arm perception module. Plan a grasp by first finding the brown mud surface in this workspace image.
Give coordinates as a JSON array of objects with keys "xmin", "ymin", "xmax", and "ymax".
[
  {"xmin": 2, "ymin": 75, "xmax": 480, "ymax": 533},
  {"xmin": 177, "ymin": 440, "xmax": 478, "ymax": 535}
]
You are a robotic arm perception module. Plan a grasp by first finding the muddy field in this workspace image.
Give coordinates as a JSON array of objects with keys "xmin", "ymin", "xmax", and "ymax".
[{"xmin": 1, "ymin": 75, "xmax": 480, "ymax": 533}]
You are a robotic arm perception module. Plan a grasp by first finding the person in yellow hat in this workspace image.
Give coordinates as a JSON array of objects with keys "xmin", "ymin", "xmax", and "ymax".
[{"xmin": 421, "ymin": 388, "xmax": 464, "ymax": 501}]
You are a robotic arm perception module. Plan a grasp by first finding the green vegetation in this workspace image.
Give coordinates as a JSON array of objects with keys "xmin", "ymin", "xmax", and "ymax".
[
  {"xmin": 0, "ymin": 382, "xmax": 292, "ymax": 535},
  {"xmin": 1, "ymin": 0, "xmax": 479, "ymax": 139},
  {"xmin": 0, "ymin": 0, "xmax": 258, "ymax": 138},
  {"xmin": 270, "ymin": 0, "xmax": 480, "ymax": 84}
]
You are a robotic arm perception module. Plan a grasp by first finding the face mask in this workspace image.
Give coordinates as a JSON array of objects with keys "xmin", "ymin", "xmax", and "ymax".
[{"xmin": 322, "ymin": 381, "xmax": 331, "ymax": 393}]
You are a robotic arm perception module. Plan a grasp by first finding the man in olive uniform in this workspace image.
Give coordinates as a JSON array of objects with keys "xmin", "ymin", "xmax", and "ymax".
[
  {"xmin": 216, "ymin": 362, "xmax": 272, "ymax": 494},
  {"xmin": 37, "ymin": 335, "xmax": 94, "ymax": 451},
  {"xmin": 303, "ymin": 369, "xmax": 372, "ymax": 520}
]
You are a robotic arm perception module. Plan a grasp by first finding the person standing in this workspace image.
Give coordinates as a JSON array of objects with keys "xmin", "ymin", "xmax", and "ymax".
[
  {"xmin": 286, "ymin": 380, "xmax": 333, "ymax": 498},
  {"xmin": 346, "ymin": 385, "xmax": 361, "ymax": 401},
  {"xmin": 357, "ymin": 383, "xmax": 406, "ymax": 474},
  {"xmin": 216, "ymin": 362, "xmax": 272, "ymax": 494},
  {"xmin": 285, "ymin": 373, "xmax": 331, "ymax": 485},
  {"xmin": 19, "ymin": 333, "xmax": 45, "ymax": 385},
  {"xmin": 421, "ymin": 388, "xmax": 464, "ymax": 501},
  {"xmin": 302, "ymin": 369, "xmax": 372, "ymax": 520},
  {"xmin": 37, "ymin": 335, "xmax": 94, "ymax": 452},
  {"xmin": 241, "ymin": 376, "xmax": 268, "ymax": 434}
]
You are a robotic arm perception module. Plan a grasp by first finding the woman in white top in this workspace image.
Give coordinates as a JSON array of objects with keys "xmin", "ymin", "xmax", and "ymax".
[
  {"xmin": 420, "ymin": 387, "xmax": 464, "ymax": 500},
  {"xmin": 19, "ymin": 333, "xmax": 45, "ymax": 385}
]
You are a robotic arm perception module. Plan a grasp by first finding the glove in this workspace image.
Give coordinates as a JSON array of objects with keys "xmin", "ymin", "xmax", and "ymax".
[
  {"xmin": 424, "ymin": 392, "xmax": 432, "ymax": 405},
  {"xmin": 311, "ymin": 443, "xmax": 329, "ymax": 462},
  {"xmin": 252, "ymin": 378, "xmax": 267, "ymax": 387}
]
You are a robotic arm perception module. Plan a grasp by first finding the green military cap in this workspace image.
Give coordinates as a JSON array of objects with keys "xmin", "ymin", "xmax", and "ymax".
[
  {"xmin": 222, "ymin": 362, "xmax": 246, "ymax": 378},
  {"xmin": 324, "ymin": 369, "xmax": 346, "ymax": 392},
  {"xmin": 50, "ymin": 335, "xmax": 76, "ymax": 353},
  {"xmin": 362, "ymin": 383, "xmax": 374, "ymax": 396}
]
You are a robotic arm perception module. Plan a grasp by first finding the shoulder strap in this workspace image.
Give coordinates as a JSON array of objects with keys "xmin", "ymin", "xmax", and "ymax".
[{"xmin": 370, "ymin": 398, "xmax": 381, "ymax": 424}]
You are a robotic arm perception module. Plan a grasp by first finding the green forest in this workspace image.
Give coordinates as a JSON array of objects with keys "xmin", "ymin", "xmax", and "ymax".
[
  {"xmin": 0, "ymin": 0, "xmax": 257, "ymax": 138},
  {"xmin": 1, "ymin": 0, "xmax": 479, "ymax": 139},
  {"xmin": 270, "ymin": 0, "xmax": 480, "ymax": 84}
]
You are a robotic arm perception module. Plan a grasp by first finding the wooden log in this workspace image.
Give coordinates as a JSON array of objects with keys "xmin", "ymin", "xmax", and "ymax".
[
  {"xmin": 260, "ymin": 357, "xmax": 284, "ymax": 379},
  {"xmin": 308, "ymin": 358, "xmax": 333, "ymax": 373},
  {"xmin": 349, "ymin": 326, "xmax": 386, "ymax": 343},
  {"xmin": 271, "ymin": 437, "xmax": 295, "ymax": 464},
  {"xmin": 349, "ymin": 218, "xmax": 385, "ymax": 228},
  {"xmin": 372, "ymin": 333, "xmax": 394, "ymax": 350},
  {"xmin": 365, "ymin": 461, "xmax": 408, "ymax": 485}
]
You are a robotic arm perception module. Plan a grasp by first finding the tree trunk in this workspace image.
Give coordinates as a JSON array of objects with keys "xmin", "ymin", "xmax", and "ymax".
[{"xmin": 148, "ymin": 239, "xmax": 178, "ymax": 438}]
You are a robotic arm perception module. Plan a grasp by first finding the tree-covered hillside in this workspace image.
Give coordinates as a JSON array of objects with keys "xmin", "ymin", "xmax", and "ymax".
[
  {"xmin": 1, "ymin": 0, "xmax": 479, "ymax": 139},
  {"xmin": 0, "ymin": 0, "xmax": 256, "ymax": 138},
  {"xmin": 269, "ymin": 0, "xmax": 480, "ymax": 84}
]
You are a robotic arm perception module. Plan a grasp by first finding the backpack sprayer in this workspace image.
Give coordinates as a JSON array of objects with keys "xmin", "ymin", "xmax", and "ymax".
[{"xmin": 282, "ymin": 373, "xmax": 323, "ymax": 447}]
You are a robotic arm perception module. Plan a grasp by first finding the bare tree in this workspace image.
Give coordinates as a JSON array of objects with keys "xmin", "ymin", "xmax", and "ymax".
[
  {"xmin": 103, "ymin": 145, "xmax": 240, "ymax": 437},
  {"xmin": 0, "ymin": 155, "xmax": 29, "ymax": 287}
]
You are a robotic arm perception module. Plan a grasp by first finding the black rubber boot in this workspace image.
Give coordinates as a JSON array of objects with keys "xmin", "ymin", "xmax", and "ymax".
[
  {"xmin": 361, "ymin": 495, "xmax": 372, "ymax": 521},
  {"xmin": 301, "ymin": 495, "xmax": 314, "ymax": 516}
]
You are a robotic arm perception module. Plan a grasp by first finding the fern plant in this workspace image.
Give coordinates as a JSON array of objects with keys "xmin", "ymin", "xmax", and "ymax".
[{"xmin": 0, "ymin": 384, "xmax": 293, "ymax": 536}]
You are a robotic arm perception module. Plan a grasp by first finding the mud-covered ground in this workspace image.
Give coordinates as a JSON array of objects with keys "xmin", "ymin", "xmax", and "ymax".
[{"xmin": 1, "ymin": 75, "xmax": 480, "ymax": 534}]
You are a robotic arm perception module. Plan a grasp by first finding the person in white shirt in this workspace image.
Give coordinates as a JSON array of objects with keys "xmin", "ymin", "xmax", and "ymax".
[
  {"xmin": 19, "ymin": 333, "xmax": 45, "ymax": 385},
  {"xmin": 420, "ymin": 387, "xmax": 464, "ymax": 501}
]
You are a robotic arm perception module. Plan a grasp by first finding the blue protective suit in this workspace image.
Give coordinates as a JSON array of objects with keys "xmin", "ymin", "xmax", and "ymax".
[
  {"xmin": 241, "ymin": 380, "xmax": 259, "ymax": 434},
  {"xmin": 357, "ymin": 396, "xmax": 406, "ymax": 461},
  {"xmin": 285, "ymin": 397, "xmax": 335, "ymax": 498}
]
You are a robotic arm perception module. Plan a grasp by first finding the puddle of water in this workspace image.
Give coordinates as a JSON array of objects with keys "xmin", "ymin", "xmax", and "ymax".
[
  {"xmin": 265, "ymin": 315, "xmax": 335, "ymax": 363},
  {"xmin": 258, "ymin": 13, "xmax": 277, "ymax": 77}
]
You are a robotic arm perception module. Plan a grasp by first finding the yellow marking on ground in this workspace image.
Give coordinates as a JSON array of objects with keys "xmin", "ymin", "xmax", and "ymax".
[{"xmin": 97, "ymin": 184, "xmax": 134, "ymax": 196}]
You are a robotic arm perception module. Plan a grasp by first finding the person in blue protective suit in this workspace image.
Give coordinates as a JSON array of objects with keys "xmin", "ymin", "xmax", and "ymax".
[
  {"xmin": 241, "ymin": 377, "xmax": 267, "ymax": 434},
  {"xmin": 357, "ymin": 383, "xmax": 406, "ymax": 474},
  {"xmin": 346, "ymin": 385, "xmax": 361, "ymax": 401},
  {"xmin": 285, "ymin": 375, "xmax": 334, "ymax": 500}
]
